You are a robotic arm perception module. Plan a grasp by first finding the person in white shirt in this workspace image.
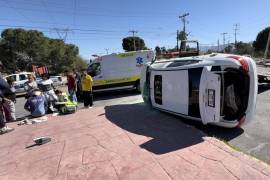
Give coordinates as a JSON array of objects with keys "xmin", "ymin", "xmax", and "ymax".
[{"xmin": 39, "ymin": 74, "xmax": 57, "ymax": 113}]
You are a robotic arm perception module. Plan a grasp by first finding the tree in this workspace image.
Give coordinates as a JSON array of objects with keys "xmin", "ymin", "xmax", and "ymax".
[
  {"xmin": 253, "ymin": 27, "xmax": 270, "ymax": 52},
  {"xmin": 224, "ymin": 44, "xmax": 233, "ymax": 53},
  {"xmin": 234, "ymin": 41, "xmax": 253, "ymax": 55},
  {"xmin": 160, "ymin": 47, "xmax": 167, "ymax": 53},
  {"xmin": 122, "ymin": 36, "xmax": 147, "ymax": 52},
  {"xmin": 0, "ymin": 28, "xmax": 81, "ymax": 74},
  {"xmin": 73, "ymin": 56, "xmax": 87, "ymax": 71},
  {"xmin": 178, "ymin": 31, "xmax": 188, "ymax": 51}
]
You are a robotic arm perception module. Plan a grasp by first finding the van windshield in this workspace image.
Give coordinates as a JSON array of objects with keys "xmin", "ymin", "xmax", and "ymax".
[
  {"xmin": 188, "ymin": 67, "xmax": 203, "ymax": 118},
  {"xmin": 222, "ymin": 68, "xmax": 249, "ymax": 120}
]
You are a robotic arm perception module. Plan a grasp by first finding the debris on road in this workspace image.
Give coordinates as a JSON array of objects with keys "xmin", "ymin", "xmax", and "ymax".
[{"xmin": 18, "ymin": 116, "xmax": 48, "ymax": 125}]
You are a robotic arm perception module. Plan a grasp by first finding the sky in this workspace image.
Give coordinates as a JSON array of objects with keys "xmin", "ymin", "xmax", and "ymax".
[{"xmin": 0, "ymin": 0, "xmax": 269, "ymax": 60}]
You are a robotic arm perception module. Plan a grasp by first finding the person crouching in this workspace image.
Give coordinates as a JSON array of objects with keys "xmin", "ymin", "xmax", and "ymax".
[
  {"xmin": 24, "ymin": 89, "xmax": 47, "ymax": 118},
  {"xmin": 54, "ymin": 90, "xmax": 77, "ymax": 114}
]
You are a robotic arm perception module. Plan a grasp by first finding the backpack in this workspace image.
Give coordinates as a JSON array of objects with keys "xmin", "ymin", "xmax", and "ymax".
[{"xmin": 57, "ymin": 93, "xmax": 77, "ymax": 114}]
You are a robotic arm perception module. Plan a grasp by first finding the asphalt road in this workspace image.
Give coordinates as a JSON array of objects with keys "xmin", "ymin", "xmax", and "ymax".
[{"xmin": 14, "ymin": 87, "xmax": 270, "ymax": 164}]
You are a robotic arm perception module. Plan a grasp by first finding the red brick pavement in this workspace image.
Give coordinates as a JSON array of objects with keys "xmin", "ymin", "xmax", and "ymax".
[{"xmin": 0, "ymin": 104, "xmax": 269, "ymax": 180}]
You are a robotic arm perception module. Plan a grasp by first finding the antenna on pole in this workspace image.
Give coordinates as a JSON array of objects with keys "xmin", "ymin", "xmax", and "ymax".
[
  {"xmin": 221, "ymin": 32, "xmax": 228, "ymax": 53},
  {"xmin": 129, "ymin": 30, "xmax": 138, "ymax": 51},
  {"xmin": 233, "ymin": 24, "xmax": 240, "ymax": 47}
]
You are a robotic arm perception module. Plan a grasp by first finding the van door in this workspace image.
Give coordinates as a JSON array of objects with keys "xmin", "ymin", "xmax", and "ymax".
[{"xmin": 199, "ymin": 66, "xmax": 221, "ymax": 124}]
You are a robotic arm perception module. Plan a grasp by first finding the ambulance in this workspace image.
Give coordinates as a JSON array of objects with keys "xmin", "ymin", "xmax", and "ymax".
[{"xmin": 87, "ymin": 50, "xmax": 154, "ymax": 92}]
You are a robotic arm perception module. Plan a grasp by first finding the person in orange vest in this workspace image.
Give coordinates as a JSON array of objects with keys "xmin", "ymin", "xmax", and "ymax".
[{"xmin": 81, "ymin": 70, "xmax": 93, "ymax": 108}]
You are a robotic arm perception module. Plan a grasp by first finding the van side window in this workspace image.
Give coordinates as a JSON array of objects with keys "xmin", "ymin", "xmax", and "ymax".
[
  {"xmin": 19, "ymin": 74, "xmax": 27, "ymax": 81},
  {"xmin": 88, "ymin": 63, "xmax": 101, "ymax": 77},
  {"xmin": 167, "ymin": 60, "xmax": 200, "ymax": 68}
]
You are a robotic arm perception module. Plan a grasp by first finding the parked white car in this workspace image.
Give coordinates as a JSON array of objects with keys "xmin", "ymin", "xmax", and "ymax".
[
  {"xmin": 4, "ymin": 72, "xmax": 33, "ymax": 94},
  {"xmin": 140, "ymin": 53, "xmax": 257, "ymax": 128},
  {"xmin": 49, "ymin": 76, "xmax": 67, "ymax": 86}
]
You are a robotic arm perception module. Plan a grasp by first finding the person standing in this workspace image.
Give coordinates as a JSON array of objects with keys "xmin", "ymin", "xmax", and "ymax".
[
  {"xmin": 81, "ymin": 70, "xmax": 93, "ymax": 108},
  {"xmin": 67, "ymin": 71, "xmax": 77, "ymax": 103},
  {"xmin": 73, "ymin": 69, "xmax": 82, "ymax": 102},
  {"xmin": 2, "ymin": 79, "xmax": 16, "ymax": 122},
  {"xmin": 0, "ymin": 62, "xmax": 14, "ymax": 134}
]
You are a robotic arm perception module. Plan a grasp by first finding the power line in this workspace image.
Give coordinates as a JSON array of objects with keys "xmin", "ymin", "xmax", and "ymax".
[
  {"xmin": 3, "ymin": 0, "xmax": 179, "ymax": 17},
  {"xmin": 73, "ymin": 0, "xmax": 77, "ymax": 26},
  {"xmin": 0, "ymin": 5, "xmax": 177, "ymax": 19},
  {"xmin": 1, "ymin": 0, "xmax": 34, "ymax": 24},
  {"xmin": 0, "ymin": 24, "xmax": 120, "ymax": 32}
]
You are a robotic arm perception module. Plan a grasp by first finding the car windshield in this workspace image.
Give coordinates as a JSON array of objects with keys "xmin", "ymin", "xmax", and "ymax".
[{"xmin": 188, "ymin": 68, "xmax": 203, "ymax": 118}]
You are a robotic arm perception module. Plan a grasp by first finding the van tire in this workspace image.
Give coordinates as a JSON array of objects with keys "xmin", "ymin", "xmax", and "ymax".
[{"xmin": 135, "ymin": 81, "xmax": 141, "ymax": 92}]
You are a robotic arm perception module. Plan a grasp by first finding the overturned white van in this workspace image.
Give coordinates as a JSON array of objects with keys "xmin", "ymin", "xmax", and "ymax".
[{"xmin": 141, "ymin": 54, "xmax": 257, "ymax": 128}]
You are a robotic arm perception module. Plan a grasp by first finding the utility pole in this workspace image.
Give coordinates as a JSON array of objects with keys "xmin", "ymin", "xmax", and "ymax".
[
  {"xmin": 179, "ymin": 13, "xmax": 189, "ymax": 34},
  {"xmin": 264, "ymin": 30, "xmax": 270, "ymax": 60},
  {"xmin": 221, "ymin": 32, "xmax": 227, "ymax": 53},
  {"xmin": 233, "ymin": 24, "xmax": 239, "ymax": 47},
  {"xmin": 179, "ymin": 13, "xmax": 189, "ymax": 51},
  {"xmin": 176, "ymin": 30, "xmax": 179, "ymax": 51},
  {"xmin": 129, "ymin": 30, "xmax": 138, "ymax": 51},
  {"xmin": 217, "ymin": 39, "xmax": 220, "ymax": 52},
  {"xmin": 105, "ymin": 48, "xmax": 109, "ymax": 55}
]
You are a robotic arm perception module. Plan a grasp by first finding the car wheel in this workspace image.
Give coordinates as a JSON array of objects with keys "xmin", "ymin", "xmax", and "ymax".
[{"xmin": 135, "ymin": 81, "xmax": 141, "ymax": 92}]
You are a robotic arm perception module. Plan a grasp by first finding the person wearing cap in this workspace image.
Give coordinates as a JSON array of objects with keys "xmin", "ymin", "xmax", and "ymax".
[{"xmin": 24, "ymin": 90, "xmax": 48, "ymax": 117}]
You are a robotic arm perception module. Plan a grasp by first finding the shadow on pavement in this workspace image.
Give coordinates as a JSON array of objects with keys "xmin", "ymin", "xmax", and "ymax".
[
  {"xmin": 178, "ymin": 118, "xmax": 244, "ymax": 142},
  {"xmin": 105, "ymin": 103, "xmax": 244, "ymax": 154},
  {"xmin": 258, "ymin": 83, "xmax": 270, "ymax": 94},
  {"xmin": 93, "ymin": 89, "xmax": 140, "ymax": 101},
  {"xmin": 105, "ymin": 103, "xmax": 204, "ymax": 154}
]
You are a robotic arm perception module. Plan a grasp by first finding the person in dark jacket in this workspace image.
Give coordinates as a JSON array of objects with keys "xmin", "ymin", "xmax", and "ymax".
[
  {"xmin": 0, "ymin": 62, "xmax": 15, "ymax": 134},
  {"xmin": 2, "ymin": 79, "xmax": 16, "ymax": 122}
]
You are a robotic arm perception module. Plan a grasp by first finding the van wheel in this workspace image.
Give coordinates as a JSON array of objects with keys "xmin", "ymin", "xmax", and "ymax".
[{"xmin": 135, "ymin": 82, "xmax": 141, "ymax": 92}]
